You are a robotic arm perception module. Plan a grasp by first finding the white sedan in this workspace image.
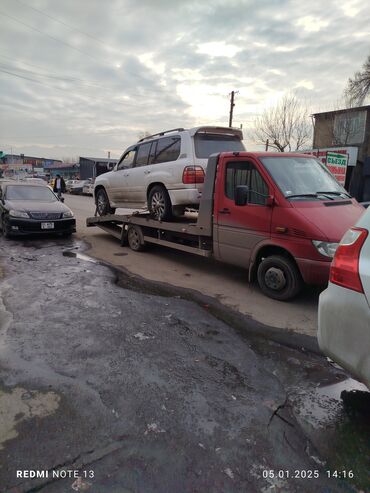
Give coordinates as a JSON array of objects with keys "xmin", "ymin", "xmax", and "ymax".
[{"xmin": 318, "ymin": 206, "xmax": 370, "ymax": 389}]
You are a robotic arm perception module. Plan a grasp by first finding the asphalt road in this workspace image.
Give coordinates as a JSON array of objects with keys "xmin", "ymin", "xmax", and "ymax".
[
  {"xmin": 65, "ymin": 194, "xmax": 322, "ymax": 337},
  {"xmin": 0, "ymin": 235, "xmax": 369, "ymax": 493}
]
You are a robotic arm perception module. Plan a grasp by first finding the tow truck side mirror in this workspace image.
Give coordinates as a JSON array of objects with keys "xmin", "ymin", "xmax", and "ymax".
[{"xmin": 235, "ymin": 185, "xmax": 249, "ymax": 206}]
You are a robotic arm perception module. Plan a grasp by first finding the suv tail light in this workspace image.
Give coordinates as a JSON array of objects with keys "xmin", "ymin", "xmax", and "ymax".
[
  {"xmin": 330, "ymin": 227, "xmax": 368, "ymax": 293},
  {"xmin": 182, "ymin": 166, "xmax": 205, "ymax": 184}
]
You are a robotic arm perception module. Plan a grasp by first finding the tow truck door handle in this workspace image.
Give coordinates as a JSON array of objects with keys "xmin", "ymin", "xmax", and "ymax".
[{"xmin": 219, "ymin": 208, "xmax": 230, "ymax": 214}]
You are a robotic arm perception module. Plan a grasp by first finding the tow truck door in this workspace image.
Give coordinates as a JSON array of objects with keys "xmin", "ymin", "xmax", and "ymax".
[{"xmin": 214, "ymin": 158, "xmax": 272, "ymax": 267}]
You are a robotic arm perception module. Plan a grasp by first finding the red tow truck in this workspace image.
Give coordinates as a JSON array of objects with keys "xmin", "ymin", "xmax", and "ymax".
[{"xmin": 87, "ymin": 152, "xmax": 364, "ymax": 300}]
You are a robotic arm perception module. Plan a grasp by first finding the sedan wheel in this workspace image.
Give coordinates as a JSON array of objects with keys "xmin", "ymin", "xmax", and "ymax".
[{"xmin": 2, "ymin": 215, "xmax": 11, "ymax": 239}]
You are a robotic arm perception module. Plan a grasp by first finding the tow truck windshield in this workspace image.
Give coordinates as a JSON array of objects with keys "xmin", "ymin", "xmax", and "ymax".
[{"xmin": 260, "ymin": 156, "xmax": 347, "ymax": 200}]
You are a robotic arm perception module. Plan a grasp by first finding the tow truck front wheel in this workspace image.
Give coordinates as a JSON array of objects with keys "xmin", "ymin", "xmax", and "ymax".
[
  {"xmin": 96, "ymin": 188, "xmax": 115, "ymax": 216},
  {"xmin": 257, "ymin": 255, "xmax": 302, "ymax": 301}
]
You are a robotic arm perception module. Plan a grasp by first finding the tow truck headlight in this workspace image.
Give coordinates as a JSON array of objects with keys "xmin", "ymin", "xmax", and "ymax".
[
  {"xmin": 9, "ymin": 210, "xmax": 30, "ymax": 218},
  {"xmin": 312, "ymin": 240, "xmax": 338, "ymax": 258},
  {"xmin": 62, "ymin": 211, "xmax": 74, "ymax": 218}
]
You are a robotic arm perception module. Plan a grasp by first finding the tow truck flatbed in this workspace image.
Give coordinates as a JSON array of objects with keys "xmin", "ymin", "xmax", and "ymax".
[{"xmin": 86, "ymin": 212, "xmax": 213, "ymax": 256}]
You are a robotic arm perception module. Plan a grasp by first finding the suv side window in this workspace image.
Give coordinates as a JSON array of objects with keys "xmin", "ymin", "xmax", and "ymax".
[
  {"xmin": 135, "ymin": 142, "xmax": 152, "ymax": 167},
  {"xmin": 153, "ymin": 137, "xmax": 181, "ymax": 164},
  {"xmin": 225, "ymin": 161, "xmax": 268, "ymax": 205},
  {"xmin": 117, "ymin": 149, "xmax": 135, "ymax": 170}
]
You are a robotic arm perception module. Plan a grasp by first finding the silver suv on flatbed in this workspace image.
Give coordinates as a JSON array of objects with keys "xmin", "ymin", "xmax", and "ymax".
[{"xmin": 94, "ymin": 126, "xmax": 244, "ymax": 220}]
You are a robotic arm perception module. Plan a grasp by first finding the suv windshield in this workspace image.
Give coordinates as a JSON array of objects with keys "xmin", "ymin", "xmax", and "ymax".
[
  {"xmin": 260, "ymin": 156, "xmax": 348, "ymax": 199},
  {"xmin": 6, "ymin": 185, "xmax": 56, "ymax": 202},
  {"xmin": 194, "ymin": 133, "xmax": 245, "ymax": 158}
]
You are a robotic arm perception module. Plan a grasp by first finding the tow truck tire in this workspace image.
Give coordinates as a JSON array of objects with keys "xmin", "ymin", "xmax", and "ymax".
[
  {"xmin": 148, "ymin": 185, "xmax": 172, "ymax": 221},
  {"xmin": 96, "ymin": 188, "xmax": 116, "ymax": 216},
  {"xmin": 257, "ymin": 255, "xmax": 302, "ymax": 301},
  {"xmin": 127, "ymin": 225, "xmax": 146, "ymax": 252}
]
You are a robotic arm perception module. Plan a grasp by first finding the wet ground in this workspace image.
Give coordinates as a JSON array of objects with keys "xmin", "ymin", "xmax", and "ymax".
[{"xmin": 0, "ymin": 236, "xmax": 369, "ymax": 493}]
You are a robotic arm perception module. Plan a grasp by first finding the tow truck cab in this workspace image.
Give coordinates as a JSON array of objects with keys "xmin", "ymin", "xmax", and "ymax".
[{"xmin": 211, "ymin": 152, "xmax": 364, "ymax": 300}]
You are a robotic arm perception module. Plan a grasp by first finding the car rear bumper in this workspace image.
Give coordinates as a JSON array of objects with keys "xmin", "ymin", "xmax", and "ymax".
[
  {"xmin": 7, "ymin": 217, "xmax": 76, "ymax": 236},
  {"xmin": 318, "ymin": 282, "xmax": 370, "ymax": 389},
  {"xmin": 295, "ymin": 257, "xmax": 331, "ymax": 285},
  {"xmin": 167, "ymin": 188, "xmax": 202, "ymax": 206}
]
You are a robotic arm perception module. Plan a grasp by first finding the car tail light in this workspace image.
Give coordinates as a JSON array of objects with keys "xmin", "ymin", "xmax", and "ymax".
[
  {"xmin": 182, "ymin": 166, "xmax": 205, "ymax": 184},
  {"xmin": 330, "ymin": 227, "xmax": 368, "ymax": 293}
]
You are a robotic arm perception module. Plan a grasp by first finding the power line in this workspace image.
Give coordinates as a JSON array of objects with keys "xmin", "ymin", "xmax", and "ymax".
[
  {"xmin": 0, "ymin": 54, "xmax": 102, "ymax": 86},
  {"xmin": 0, "ymin": 11, "xmax": 159, "ymax": 85},
  {"xmin": 0, "ymin": 10, "xmax": 100, "ymax": 63},
  {"xmin": 0, "ymin": 61, "xmax": 103, "ymax": 87},
  {"xmin": 13, "ymin": 0, "xmax": 113, "ymax": 50}
]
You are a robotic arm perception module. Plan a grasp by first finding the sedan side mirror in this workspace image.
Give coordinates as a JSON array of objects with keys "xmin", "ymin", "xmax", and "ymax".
[
  {"xmin": 235, "ymin": 185, "xmax": 249, "ymax": 206},
  {"xmin": 60, "ymin": 197, "xmax": 65, "ymax": 203}
]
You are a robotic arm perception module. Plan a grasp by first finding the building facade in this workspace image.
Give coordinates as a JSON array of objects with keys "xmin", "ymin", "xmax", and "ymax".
[
  {"xmin": 79, "ymin": 157, "xmax": 118, "ymax": 180},
  {"xmin": 312, "ymin": 105, "xmax": 370, "ymax": 201}
]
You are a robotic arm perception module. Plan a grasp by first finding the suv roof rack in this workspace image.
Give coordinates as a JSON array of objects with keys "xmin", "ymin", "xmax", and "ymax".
[{"xmin": 137, "ymin": 128, "xmax": 185, "ymax": 143}]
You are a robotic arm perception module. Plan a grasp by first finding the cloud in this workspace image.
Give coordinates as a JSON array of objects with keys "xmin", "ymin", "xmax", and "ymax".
[{"xmin": 0, "ymin": 0, "xmax": 369, "ymax": 158}]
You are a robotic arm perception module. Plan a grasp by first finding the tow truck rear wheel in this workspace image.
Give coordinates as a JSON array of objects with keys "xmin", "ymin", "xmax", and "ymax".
[
  {"xmin": 96, "ymin": 188, "xmax": 115, "ymax": 216},
  {"xmin": 257, "ymin": 255, "xmax": 302, "ymax": 301},
  {"xmin": 127, "ymin": 225, "xmax": 146, "ymax": 252}
]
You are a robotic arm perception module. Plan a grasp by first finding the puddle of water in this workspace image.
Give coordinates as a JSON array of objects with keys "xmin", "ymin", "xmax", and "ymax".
[
  {"xmin": 62, "ymin": 251, "xmax": 98, "ymax": 263},
  {"xmin": 292, "ymin": 379, "xmax": 370, "ymax": 491}
]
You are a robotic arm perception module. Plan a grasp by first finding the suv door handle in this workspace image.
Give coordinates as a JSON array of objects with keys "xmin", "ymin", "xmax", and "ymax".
[
  {"xmin": 219, "ymin": 208, "xmax": 230, "ymax": 214},
  {"xmin": 123, "ymin": 173, "xmax": 130, "ymax": 177},
  {"xmin": 144, "ymin": 170, "xmax": 151, "ymax": 175}
]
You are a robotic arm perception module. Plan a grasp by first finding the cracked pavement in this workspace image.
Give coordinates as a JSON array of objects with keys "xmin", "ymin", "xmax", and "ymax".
[{"xmin": 0, "ymin": 237, "xmax": 368, "ymax": 493}]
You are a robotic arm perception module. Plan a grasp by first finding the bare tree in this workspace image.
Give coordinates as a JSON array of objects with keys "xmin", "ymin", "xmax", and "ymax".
[
  {"xmin": 137, "ymin": 131, "xmax": 151, "ymax": 141},
  {"xmin": 345, "ymin": 55, "xmax": 370, "ymax": 105},
  {"xmin": 253, "ymin": 94, "xmax": 311, "ymax": 152}
]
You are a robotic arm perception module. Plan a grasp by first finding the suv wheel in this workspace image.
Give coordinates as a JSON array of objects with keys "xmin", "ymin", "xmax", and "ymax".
[
  {"xmin": 148, "ymin": 185, "xmax": 172, "ymax": 221},
  {"xmin": 96, "ymin": 188, "xmax": 115, "ymax": 216}
]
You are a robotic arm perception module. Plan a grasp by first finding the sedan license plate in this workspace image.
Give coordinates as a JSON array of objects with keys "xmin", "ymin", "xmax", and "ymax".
[{"xmin": 41, "ymin": 222, "xmax": 54, "ymax": 230}]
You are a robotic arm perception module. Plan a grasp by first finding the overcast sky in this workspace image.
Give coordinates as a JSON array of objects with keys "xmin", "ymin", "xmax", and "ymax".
[{"xmin": 0, "ymin": 0, "xmax": 369, "ymax": 160}]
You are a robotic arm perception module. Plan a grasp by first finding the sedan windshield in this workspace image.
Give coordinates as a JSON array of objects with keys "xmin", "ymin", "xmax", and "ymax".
[
  {"xmin": 5, "ymin": 185, "xmax": 56, "ymax": 202},
  {"xmin": 260, "ymin": 157, "xmax": 348, "ymax": 199}
]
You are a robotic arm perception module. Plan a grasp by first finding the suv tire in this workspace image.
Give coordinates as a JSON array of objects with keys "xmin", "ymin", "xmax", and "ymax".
[
  {"xmin": 148, "ymin": 185, "xmax": 172, "ymax": 221},
  {"xmin": 96, "ymin": 188, "xmax": 116, "ymax": 216}
]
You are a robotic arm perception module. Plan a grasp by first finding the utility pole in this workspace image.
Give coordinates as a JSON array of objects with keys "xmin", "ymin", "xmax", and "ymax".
[{"xmin": 228, "ymin": 90, "xmax": 237, "ymax": 127}]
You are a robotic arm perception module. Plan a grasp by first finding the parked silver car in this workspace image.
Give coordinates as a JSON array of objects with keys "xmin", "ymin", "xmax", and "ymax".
[
  {"xmin": 318, "ymin": 206, "xmax": 370, "ymax": 389},
  {"xmin": 94, "ymin": 126, "xmax": 244, "ymax": 220}
]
